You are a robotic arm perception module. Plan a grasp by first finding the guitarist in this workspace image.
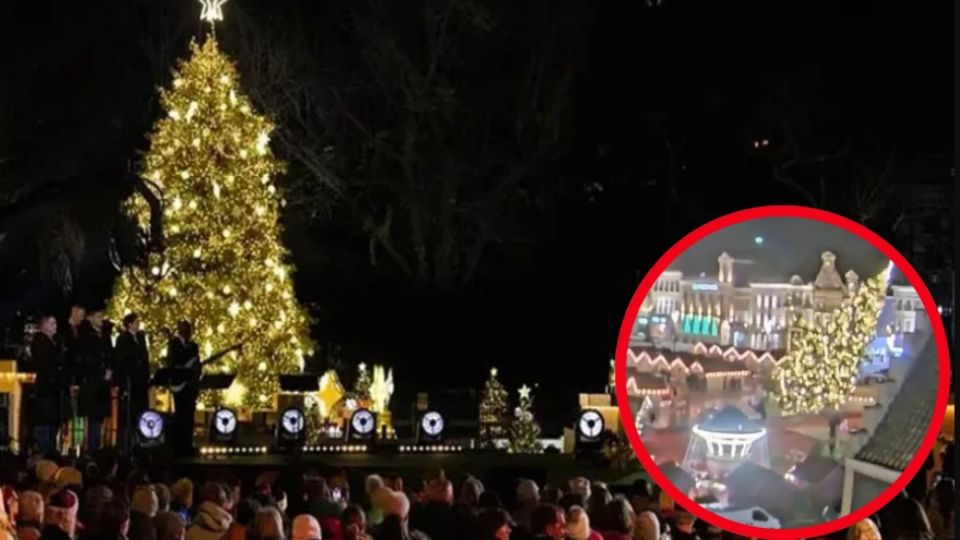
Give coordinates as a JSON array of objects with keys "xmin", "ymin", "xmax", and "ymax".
[{"xmin": 166, "ymin": 320, "xmax": 241, "ymax": 456}]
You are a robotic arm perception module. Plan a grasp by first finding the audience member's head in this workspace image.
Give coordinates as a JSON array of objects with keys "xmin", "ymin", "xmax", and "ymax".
[
  {"xmin": 292, "ymin": 514, "xmax": 322, "ymax": 540},
  {"xmin": 460, "ymin": 476, "xmax": 485, "ymax": 507},
  {"xmin": 342, "ymin": 504, "xmax": 367, "ymax": 540},
  {"xmin": 630, "ymin": 479, "xmax": 656, "ymax": 510},
  {"xmin": 846, "ymin": 517, "xmax": 881, "ymax": 540},
  {"xmin": 477, "ymin": 508, "xmax": 512, "ymax": 540},
  {"xmin": 155, "ymin": 483, "xmax": 172, "ymax": 513},
  {"xmin": 531, "ymin": 504, "xmax": 566, "ymax": 539},
  {"xmin": 566, "ymin": 505, "xmax": 592, "ymax": 540},
  {"xmin": 35, "ymin": 460, "xmax": 58, "ymax": 486},
  {"xmin": 568, "ymin": 477, "xmax": 591, "ymax": 501},
  {"xmin": 516, "ymin": 479, "xmax": 540, "ymax": 507},
  {"xmin": 425, "ymin": 477, "xmax": 454, "ymax": 504},
  {"xmin": 383, "ymin": 473, "xmax": 404, "ymax": 493},
  {"xmin": 154, "ymin": 511, "xmax": 186, "ymax": 540},
  {"xmin": 365, "ymin": 474, "xmax": 384, "ymax": 497},
  {"xmin": 170, "ymin": 478, "xmax": 194, "ymax": 510},
  {"xmin": 930, "ymin": 476, "xmax": 955, "ymax": 521},
  {"xmin": 254, "ymin": 506, "xmax": 286, "ymax": 540},
  {"xmin": 132, "ymin": 484, "xmax": 160, "ymax": 518},
  {"xmin": 602, "ymin": 498, "xmax": 635, "ymax": 534},
  {"xmin": 586, "ymin": 485, "xmax": 612, "ymax": 522},
  {"xmin": 304, "ymin": 476, "xmax": 330, "ymax": 503},
  {"xmin": 199, "ymin": 482, "xmax": 228, "ymax": 508}
]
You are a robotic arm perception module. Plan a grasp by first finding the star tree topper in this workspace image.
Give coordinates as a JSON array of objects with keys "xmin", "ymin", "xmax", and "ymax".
[
  {"xmin": 518, "ymin": 384, "xmax": 531, "ymax": 400},
  {"xmin": 199, "ymin": 0, "xmax": 228, "ymax": 25}
]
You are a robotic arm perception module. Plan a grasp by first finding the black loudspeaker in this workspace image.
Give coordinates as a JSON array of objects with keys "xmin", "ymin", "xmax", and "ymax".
[
  {"xmin": 418, "ymin": 410, "xmax": 445, "ymax": 443},
  {"xmin": 348, "ymin": 408, "xmax": 377, "ymax": 442},
  {"xmin": 574, "ymin": 409, "xmax": 605, "ymax": 455},
  {"xmin": 209, "ymin": 408, "xmax": 239, "ymax": 444}
]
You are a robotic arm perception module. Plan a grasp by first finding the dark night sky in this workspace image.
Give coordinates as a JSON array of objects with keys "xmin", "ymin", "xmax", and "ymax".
[{"xmin": 0, "ymin": 1, "xmax": 952, "ymax": 431}]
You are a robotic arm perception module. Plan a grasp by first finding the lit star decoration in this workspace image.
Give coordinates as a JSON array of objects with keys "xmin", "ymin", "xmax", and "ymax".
[
  {"xmin": 772, "ymin": 263, "xmax": 892, "ymax": 415},
  {"xmin": 107, "ymin": 35, "xmax": 312, "ymax": 410},
  {"xmin": 199, "ymin": 0, "xmax": 228, "ymax": 25},
  {"xmin": 490, "ymin": 367, "xmax": 498, "ymax": 377},
  {"xmin": 518, "ymin": 384, "xmax": 532, "ymax": 400}
]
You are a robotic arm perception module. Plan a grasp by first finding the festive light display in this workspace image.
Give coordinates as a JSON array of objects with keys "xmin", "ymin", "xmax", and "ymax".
[
  {"xmin": 772, "ymin": 263, "xmax": 892, "ymax": 415},
  {"xmin": 107, "ymin": 32, "xmax": 312, "ymax": 409},
  {"xmin": 508, "ymin": 384, "xmax": 542, "ymax": 454},
  {"xmin": 478, "ymin": 367, "xmax": 510, "ymax": 447}
]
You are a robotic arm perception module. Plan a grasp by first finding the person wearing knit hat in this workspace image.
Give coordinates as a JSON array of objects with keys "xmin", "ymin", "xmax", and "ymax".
[
  {"xmin": 17, "ymin": 490, "xmax": 44, "ymax": 540},
  {"xmin": 292, "ymin": 514, "xmax": 322, "ymax": 540},
  {"xmin": 565, "ymin": 506, "xmax": 602, "ymax": 540},
  {"xmin": 35, "ymin": 460, "xmax": 59, "ymax": 486},
  {"xmin": 54, "ymin": 467, "xmax": 83, "ymax": 491},
  {"xmin": 671, "ymin": 506, "xmax": 697, "ymax": 540},
  {"xmin": 42, "ymin": 489, "xmax": 79, "ymax": 540}
]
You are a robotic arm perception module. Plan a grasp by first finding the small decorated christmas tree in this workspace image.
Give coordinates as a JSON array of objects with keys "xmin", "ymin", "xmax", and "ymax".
[
  {"xmin": 508, "ymin": 384, "xmax": 542, "ymax": 454},
  {"xmin": 478, "ymin": 367, "xmax": 510, "ymax": 447},
  {"xmin": 353, "ymin": 362, "xmax": 372, "ymax": 401}
]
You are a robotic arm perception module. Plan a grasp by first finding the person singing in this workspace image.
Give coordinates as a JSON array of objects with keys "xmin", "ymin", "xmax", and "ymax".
[
  {"xmin": 29, "ymin": 315, "xmax": 62, "ymax": 453},
  {"xmin": 114, "ymin": 313, "xmax": 150, "ymax": 452},
  {"xmin": 78, "ymin": 308, "xmax": 113, "ymax": 452},
  {"xmin": 167, "ymin": 320, "xmax": 200, "ymax": 456}
]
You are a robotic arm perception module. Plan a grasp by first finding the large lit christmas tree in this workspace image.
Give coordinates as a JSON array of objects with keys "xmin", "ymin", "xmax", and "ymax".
[
  {"xmin": 108, "ymin": 2, "xmax": 312, "ymax": 410},
  {"xmin": 773, "ymin": 263, "xmax": 892, "ymax": 417},
  {"xmin": 478, "ymin": 367, "xmax": 510, "ymax": 447},
  {"xmin": 508, "ymin": 384, "xmax": 542, "ymax": 454}
]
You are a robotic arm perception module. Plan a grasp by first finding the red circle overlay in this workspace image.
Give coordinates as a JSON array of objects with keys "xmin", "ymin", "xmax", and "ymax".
[{"xmin": 614, "ymin": 205, "xmax": 951, "ymax": 539}]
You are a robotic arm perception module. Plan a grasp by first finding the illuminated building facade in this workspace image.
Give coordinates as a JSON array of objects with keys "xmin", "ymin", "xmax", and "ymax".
[{"xmin": 635, "ymin": 251, "xmax": 890, "ymax": 352}]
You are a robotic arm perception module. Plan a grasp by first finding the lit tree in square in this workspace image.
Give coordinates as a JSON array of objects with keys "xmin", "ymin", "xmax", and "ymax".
[
  {"xmin": 508, "ymin": 384, "xmax": 542, "ymax": 454},
  {"xmin": 773, "ymin": 263, "xmax": 891, "ymax": 445},
  {"xmin": 108, "ymin": 9, "xmax": 312, "ymax": 410},
  {"xmin": 478, "ymin": 367, "xmax": 510, "ymax": 448}
]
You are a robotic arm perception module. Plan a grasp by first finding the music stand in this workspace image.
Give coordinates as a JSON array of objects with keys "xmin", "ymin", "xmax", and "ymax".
[
  {"xmin": 279, "ymin": 374, "xmax": 320, "ymax": 393},
  {"xmin": 200, "ymin": 374, "xmax": 236, "ymax": 391},
  {"xmin": 150, "ymin": 368, "xmax": 189, "ymax": 389}
]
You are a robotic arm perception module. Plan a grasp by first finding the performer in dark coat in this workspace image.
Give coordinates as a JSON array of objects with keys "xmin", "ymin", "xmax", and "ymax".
[
  {"xmin": 78, "ymin": 309, "xmax": 114, "ymax": 452},
  {"xmin": 167, "ymin": 320, "xmax": 201, "ymax": 456},
  {"xmin": 59, "ymin": 304, "xmax": 86, "ymax": 451},
  {"xmin": 29, "ymin": 314, "xmax": 63, "ymax": 452},
  {"xmin": 114, "ymin": 312, "xmax": 151, "ymax": 452}
]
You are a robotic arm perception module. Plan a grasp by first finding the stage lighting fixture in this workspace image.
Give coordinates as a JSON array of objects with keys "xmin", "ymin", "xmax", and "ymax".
[
  {"xmin": 348, "ymin": 408, "xmax": 377, "ymax": 441},
  {"xmin": 210, "ymin": 408, "xmax": 239, "ymax": 443},
  {"xmin": 418, "ymin": 410, "xmax": 445, "ymax": 443},
  {"xmin": 277, "ymin": 407, "xmax": 306, "ymax": 446},
  {"xmin": 574, "ymin": 409, "xmax": 605, "ymax": 455},
  {"xmin": 136, "ymin": 410, "xmax": 166, "ymax": 448}
]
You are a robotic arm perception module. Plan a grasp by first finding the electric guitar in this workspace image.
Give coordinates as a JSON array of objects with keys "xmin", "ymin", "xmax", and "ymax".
[{"xmin": 169, "ymin": 343, "xmax": 243, "ymax": 393}]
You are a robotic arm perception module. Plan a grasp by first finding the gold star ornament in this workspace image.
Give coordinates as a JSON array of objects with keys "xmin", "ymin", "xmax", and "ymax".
[{"xmin": 199, "ymin": 0, "xmax": 228, "ymax": 25}]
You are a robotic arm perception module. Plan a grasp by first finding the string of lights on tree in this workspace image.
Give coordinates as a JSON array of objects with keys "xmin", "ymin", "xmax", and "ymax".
[
  {"xmin": 108, "ymin": 1, "xmax": 312, "ymax": 410},
  {"xmin": 478, "ymin": 367, "xmax": 510, "ymax": 447},
  {"xmin": 772, "ymin": 263, "xmax": 892, "ymax": 415},
  {"xmin": 508, "ymin": 384, "xmax": 542, "ymax": 454}
]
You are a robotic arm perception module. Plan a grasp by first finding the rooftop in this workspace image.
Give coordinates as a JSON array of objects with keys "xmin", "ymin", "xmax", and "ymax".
[{"xmin": 854, "ymin": 335, "xmax": 940, "ymax": 471}]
